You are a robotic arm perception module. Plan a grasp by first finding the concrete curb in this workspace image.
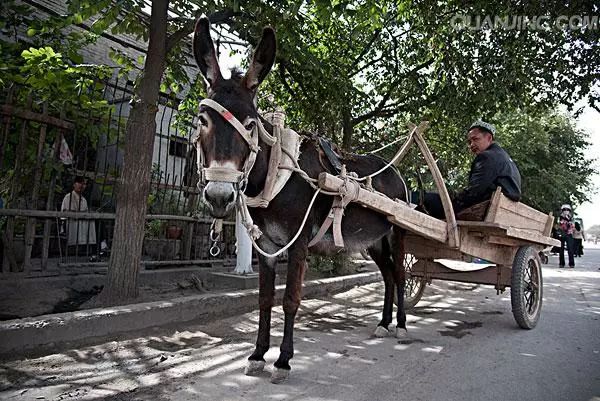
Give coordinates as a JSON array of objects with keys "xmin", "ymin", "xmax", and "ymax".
[{"xmin": 0, "ymin": 271, "xmax": 381, "ymax": 357}]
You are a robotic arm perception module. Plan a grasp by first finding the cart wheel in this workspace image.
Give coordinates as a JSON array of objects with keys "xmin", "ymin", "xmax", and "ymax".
[
  {"xmin": 511, "ymin": 246, "xmax": 543, "ymax": 329},
  {"xmin": 395, "ymin": 254, "xmax": 426, "ymax": 309}
]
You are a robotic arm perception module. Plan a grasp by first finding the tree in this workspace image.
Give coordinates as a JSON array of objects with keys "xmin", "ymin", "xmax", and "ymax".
[
  {"xmin": 13, "ymin": 0, "xmax": 597, "ymax": 301},
  {"xmin": 55, "ymin": 0, "xmax": 239, "ymax": 303}
]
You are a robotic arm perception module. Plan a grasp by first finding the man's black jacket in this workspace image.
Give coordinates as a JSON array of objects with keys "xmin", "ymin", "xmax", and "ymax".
[{"xmin": 453, "ymin": 142, "xmax": 522, "ymax": 211}]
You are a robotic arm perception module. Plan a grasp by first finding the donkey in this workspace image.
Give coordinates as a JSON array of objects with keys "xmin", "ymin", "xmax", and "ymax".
[{"xmin": 192, "ymin": 17, "xmax": 408, "ymax": 383}]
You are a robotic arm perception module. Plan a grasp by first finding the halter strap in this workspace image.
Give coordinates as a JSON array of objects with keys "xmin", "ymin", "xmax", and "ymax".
[{"xmin": 200, "ymin": 98, "xmax": 259, "ymax": 152}]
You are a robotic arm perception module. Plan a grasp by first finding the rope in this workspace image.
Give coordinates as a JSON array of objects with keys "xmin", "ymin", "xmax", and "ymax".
[
  {"xmin": 368, "ymin": 135, "xmax": 407, "ymax": 155},
  {"xmin": 239, "ymin": 187, "xmax": 323, "ymax": 258},
  {"xmin": 352, "ymin": 124, "xmax": 418, "ymax": 182}
]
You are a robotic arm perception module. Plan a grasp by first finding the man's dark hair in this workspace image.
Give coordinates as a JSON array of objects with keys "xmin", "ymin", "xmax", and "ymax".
[{"xmin": 74, "ymin": 176, "xmax": 86, "ymax": 184}]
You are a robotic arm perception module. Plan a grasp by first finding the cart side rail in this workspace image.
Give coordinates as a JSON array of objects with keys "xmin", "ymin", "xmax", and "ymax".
[{"xmin": 485, "ymin": 187, "xmax": 555, "ymax": 237}]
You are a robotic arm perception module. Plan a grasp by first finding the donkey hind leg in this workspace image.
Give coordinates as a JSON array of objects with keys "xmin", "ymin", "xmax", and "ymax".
[
  {"xmin": 368, "ymin": 237, "xmax": 396, "ymax": 338},
  {"xmin": 391, "ymin": 226, "xmax": 407, "ymax": 338},
  {"xmin": 271, "ymin": 243, "xmax": 308, "ymax": 384},
  {"xmin": 245, "ymin": 254, "xmax": 277, "ymax": 376}
]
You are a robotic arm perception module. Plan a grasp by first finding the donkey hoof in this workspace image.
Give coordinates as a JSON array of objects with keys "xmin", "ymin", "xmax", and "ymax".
[
  {"xmin": 395, "ymin": 327, "xmax": 408, "ymax": 338},
  {"xmin": 374, "ymin": 326, "xmax": 390, "ymax": 338},
  {"xmin": 270, "ymin": 368, "xmax": 290, "ymax": 384},
  {"xmin": 244, "ymin": 360, "xmax": 265, "ymax": 376}
]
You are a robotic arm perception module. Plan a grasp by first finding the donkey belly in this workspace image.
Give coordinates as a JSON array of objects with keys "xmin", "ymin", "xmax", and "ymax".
[{"xmin": 310, "ymin": 204, "xmax": 392, "ymax": 254}]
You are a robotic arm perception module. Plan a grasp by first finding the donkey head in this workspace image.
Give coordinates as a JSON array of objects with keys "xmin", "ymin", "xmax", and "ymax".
[{"xmin": 192, "ymin": 17, "xmax": 276, "ymax": 218}]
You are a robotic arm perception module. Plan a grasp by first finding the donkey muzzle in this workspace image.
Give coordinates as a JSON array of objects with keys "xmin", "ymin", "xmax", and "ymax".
[{"xmin": 203, "ymin": 181, "xmax": 237, "ymax": 218}]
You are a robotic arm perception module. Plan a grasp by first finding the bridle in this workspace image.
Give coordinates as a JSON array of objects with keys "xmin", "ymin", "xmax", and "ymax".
[{"xmin": 194, "ymin": 98, "xmax": 276, "ymax": 193}]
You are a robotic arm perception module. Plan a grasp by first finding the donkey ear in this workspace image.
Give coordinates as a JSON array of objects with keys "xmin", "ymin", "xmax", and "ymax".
[
  {"xmin": 244, "ymin": 27, "xmax": 276, "ymax": 91},
  {"xmin": 193, "ymin": 16, "xmax": 222, "ymax": 87}
]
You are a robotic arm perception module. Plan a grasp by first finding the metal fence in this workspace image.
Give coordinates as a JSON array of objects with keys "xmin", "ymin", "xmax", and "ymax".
[{"xmin": 0, "ymin": 78, "xmax": 237, "ymax": 277}]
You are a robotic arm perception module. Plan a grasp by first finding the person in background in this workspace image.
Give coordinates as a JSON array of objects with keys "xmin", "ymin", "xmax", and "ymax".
[
  {"xmin": 558, "ymin": 204, "xmax": 575, "ymax": 268},
  {"xmin": 573, "ymin": 221, "xmax": 585, "ymax": 257},
  {"xmin": 61, "ymin": 176, "xmax": 96, "ymax": 254}
]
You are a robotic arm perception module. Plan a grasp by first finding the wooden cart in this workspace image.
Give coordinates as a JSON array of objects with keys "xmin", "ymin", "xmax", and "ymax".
[{"xmin": 317, "ymin": 122, "xmax": 560, "ymax": 329}]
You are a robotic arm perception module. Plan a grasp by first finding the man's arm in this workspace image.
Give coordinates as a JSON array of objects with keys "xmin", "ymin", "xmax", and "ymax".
[{"xmin": 454, "ymin": 152, "xmax": 497, "ymax": 210}]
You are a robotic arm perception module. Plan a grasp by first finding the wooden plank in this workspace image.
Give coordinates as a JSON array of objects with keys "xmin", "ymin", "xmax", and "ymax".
[
  {"xmin": 0, "ymin": 209, "xmax": 231, "ymax": 224},
  {"xmin": 1, "ymin": 104, "xmax": 75, "ymax": 130},
  {"xmin": 412, "ymin": 123, "xmax": 460, "ymax": 248},
  {"xmin": 458, "ymin": 220, "xmax": 558, "ymax": 247},
  {"xmin": 458, "ymin": 230, "xmax": 517, "ymax": 265},
  {"xmin": 498, "ymin": 195, "xmax": 549, "ymax": 223},
  {"xmin": 489, "ymin": 191, "xmax": 550, "ymax": 234},
  {"xmin": 543, "ymin": 213, "xmax": 554, "ymax": 237},
  {"xmin": 506, "ymin": 227, "xmax": 561, "ymax": 247},
  {"xmin": 457, "ymin": 220, "xmax": 508, "ymax": 232},
  {"xmin": 486, "ymin": 235, "xmax": 525, "ymax": 247},
  {"xmin": 318, "ymin": 172, "xmax": 448, "ymax": 243},
  {"xmin": 392, "ymin": 132, "xmax": 415, "ymax": 167},
  {"xmin": 484, "ymin": 187, "xmax": 503, "ymax": 222},
  {"xmin": 404, "ymin": 235, "xmax": 464, "ymax": 260},
  {"xmin": 494, "ymin": 206, "xmax": 547, "ymax": 232},
  {"xmin": 411, "ymin": 260, "xmax": 512, "ymax": 289}
]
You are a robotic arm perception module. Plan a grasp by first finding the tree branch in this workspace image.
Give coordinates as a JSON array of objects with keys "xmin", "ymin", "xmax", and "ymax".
[
  {"xmin": 349, "ymin": 28, "xmax": 381, "ymax": 70},
  {"xmin": 351, "ymin": 57, "xmax": 435, "ymax": 125},
  {"xmin": 278, "ymin": 63, "xmax": 296, "ymax": 98},
  {"xmin": 166, "ymin": 9, "xmax": 241, "ymax": 53}
]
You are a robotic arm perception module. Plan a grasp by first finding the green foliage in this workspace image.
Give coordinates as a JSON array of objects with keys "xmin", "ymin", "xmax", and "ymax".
[
  {"xmin": 309, "ymin": 254, "xmax": 352, "ymax": 277},
  {"xmin": 497, "ymin": 109, "xmax": 596, "ymax": 213},
  {"xmin": 0, "ymin": 1, "xmax": 117, "ymax": 207},
  {"xmin": 145, "ymin": 219, "xmax": 164, "ymax": 239}
]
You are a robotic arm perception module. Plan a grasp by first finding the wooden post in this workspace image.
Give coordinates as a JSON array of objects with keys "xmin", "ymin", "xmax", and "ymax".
[
  {"xmin": 0, "ymin": 87, "xmax": 15, "ymax": 170},
  {"xmin": 23, "ymin": 102, "xmax": 49, "ymax": 273},
  {"xmin": 2, "ymin": 95, "xmax": 32, "ymax": 272},
  {"xmin": 410, "ymin": 122, "xmax": 460, "ymax": 249},
  {"xmin": 41, "ymin": 109, "xmax": 66, "ymax": 270}
]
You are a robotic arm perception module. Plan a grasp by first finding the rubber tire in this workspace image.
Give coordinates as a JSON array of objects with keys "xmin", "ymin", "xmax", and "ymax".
[
  {"xmin": 511, "ymin": 246, "xmax": 543, "ymax": 329},
  {"xmin": 395, "ymin": 254, "xmax": 426, "ymax": 309}
]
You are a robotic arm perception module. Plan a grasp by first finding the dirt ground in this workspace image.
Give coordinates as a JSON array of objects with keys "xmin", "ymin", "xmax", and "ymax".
[{"xmin": 0, "ymin": 258, "xmax": 371, "ymax": 321}]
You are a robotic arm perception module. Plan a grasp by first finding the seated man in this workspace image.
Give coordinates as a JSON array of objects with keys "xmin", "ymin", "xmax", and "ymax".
[{"xmin": 416, "ymin": 120, "xmax": 522, "ymax": 219}]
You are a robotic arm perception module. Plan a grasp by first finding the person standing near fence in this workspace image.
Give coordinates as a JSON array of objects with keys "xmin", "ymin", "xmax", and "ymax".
[{"xmin": 61, "ymin": 176, "xmax": 96, "ymax": 252}]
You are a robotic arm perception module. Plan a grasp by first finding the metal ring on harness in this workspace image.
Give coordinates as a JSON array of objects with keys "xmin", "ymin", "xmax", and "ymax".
[{"xmin": 209, "ymin": 244, "xmax": 221, "ymax": 257}]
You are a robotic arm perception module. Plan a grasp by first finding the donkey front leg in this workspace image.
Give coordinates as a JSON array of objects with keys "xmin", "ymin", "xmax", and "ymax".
[
  {"xmin": 245, "ymin": 254, "xmax": 277, "ymax": 376},
  {"xmin": 272, "ymin": 244, "xmax": 308, "ymax": 384}
]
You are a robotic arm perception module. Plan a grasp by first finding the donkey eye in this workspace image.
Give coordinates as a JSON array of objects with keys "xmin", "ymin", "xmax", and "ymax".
[
  {"xmin": 244, "ymin": 121, "xmax": 256, "ymax": 131},
  {"xmin": 199, "ymin": 115, "xmax": 208, "ymax": 127}
]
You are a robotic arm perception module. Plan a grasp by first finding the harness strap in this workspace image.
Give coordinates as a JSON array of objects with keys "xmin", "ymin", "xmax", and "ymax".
[
  {"xmin": 204, "ymin": 167, "xmax": 244, "ymax": 183},
  {"xmin": 200, "ymin": 98, "xmax": 259, "ymax": 152},
  {"xmin": 308, "ymin": 169, "xmax": 360, "ymax": 248}
]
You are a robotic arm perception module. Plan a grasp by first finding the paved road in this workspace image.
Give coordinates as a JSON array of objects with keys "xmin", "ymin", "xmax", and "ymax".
[{"xmin": 1, "ymin": 249, "xmax": 599, "ymax": 401}]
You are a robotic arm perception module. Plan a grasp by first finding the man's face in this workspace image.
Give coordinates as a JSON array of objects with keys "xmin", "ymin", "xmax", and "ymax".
[
  {"xmin": 467, "ymin": 128, "xmax": 493, "ymax": 155},
  {"xmin": 73, "ymin": 181, "xmax": 85, "ymax": 193}
]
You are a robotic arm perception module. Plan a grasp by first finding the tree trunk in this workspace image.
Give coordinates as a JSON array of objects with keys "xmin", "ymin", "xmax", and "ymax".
[
  {"xmin": 341, "ymin": 107, "xmax": 353, "ymax": 151},
  {"xmin": 98, "ymin": 0, "xmax": 169, "ymax": 304}
]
